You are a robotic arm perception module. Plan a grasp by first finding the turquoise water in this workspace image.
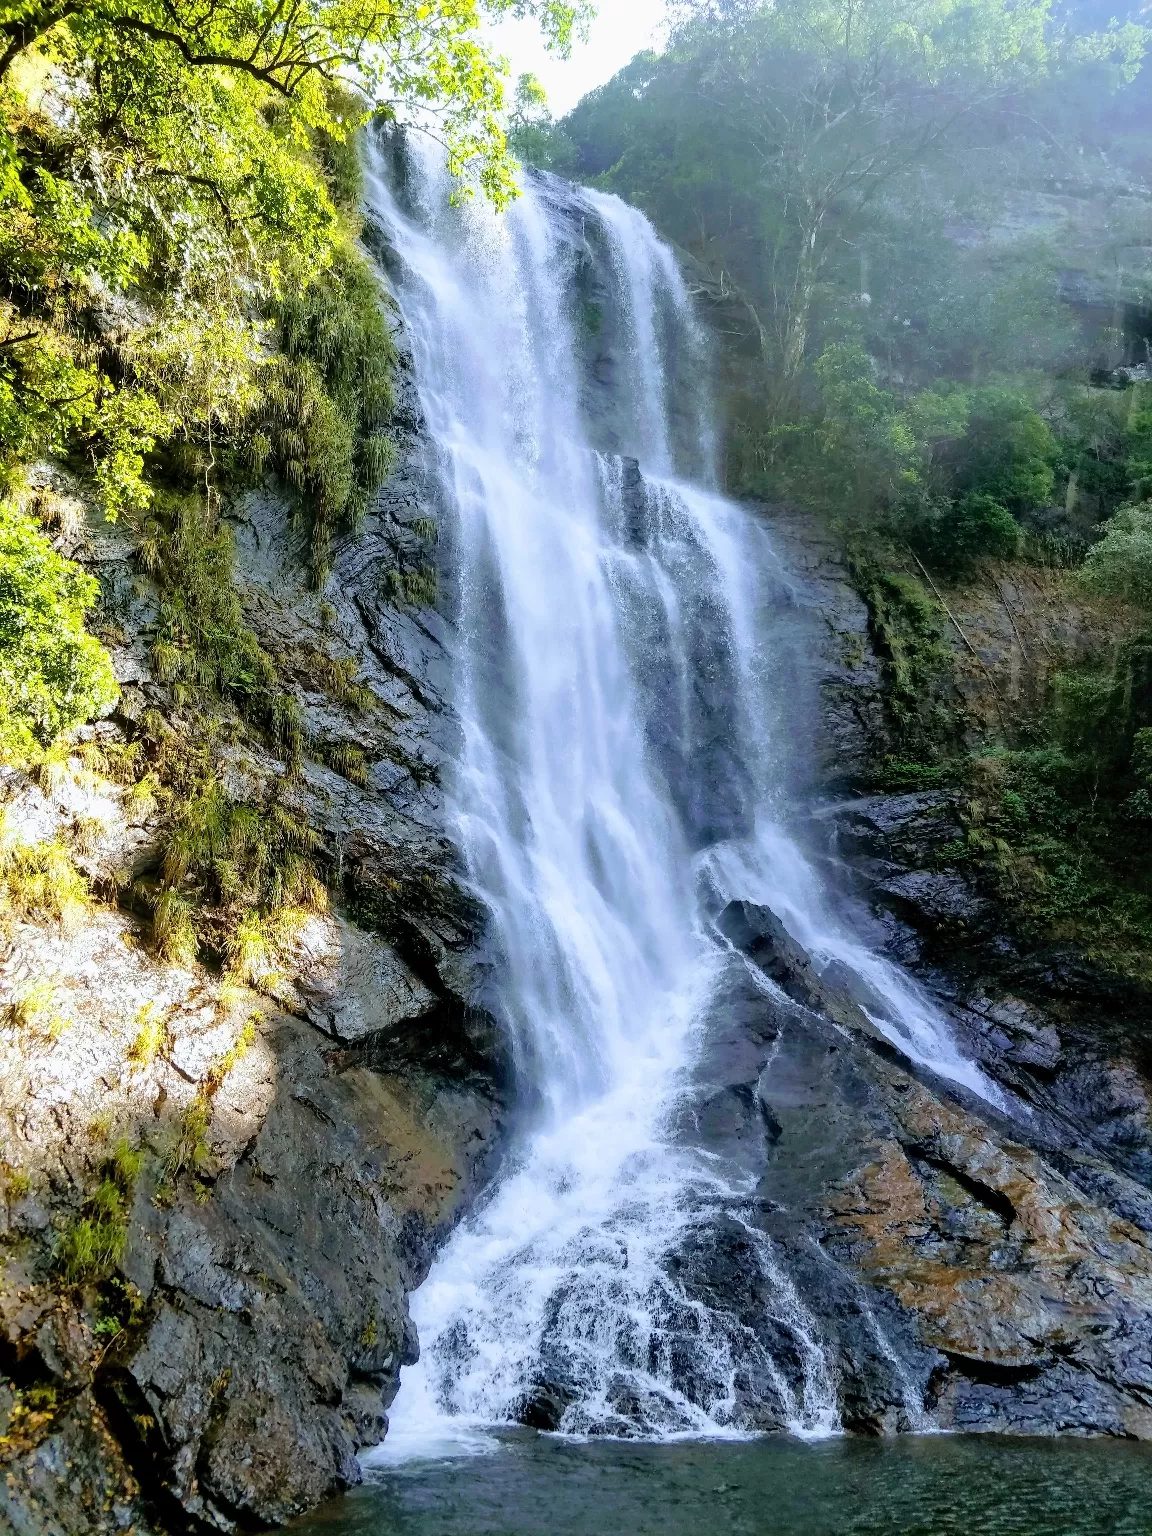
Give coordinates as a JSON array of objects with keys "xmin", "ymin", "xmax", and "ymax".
[{"xmin": 290, "ymin": 1433, "xmax": 1152, "ymax": 1535}]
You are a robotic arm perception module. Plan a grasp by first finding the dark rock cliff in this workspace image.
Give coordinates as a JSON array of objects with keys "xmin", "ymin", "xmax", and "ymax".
[
  {"xmin": 682, "ymin": 503, "xmax": 1152, "ymax": 1438},
  {"xmin": 0, "ymin": 339, "xmax": 509, "ymax": 1533}
]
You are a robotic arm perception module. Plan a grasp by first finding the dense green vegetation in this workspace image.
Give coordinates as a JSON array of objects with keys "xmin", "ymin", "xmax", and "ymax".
[
  {"xmin": 54, "ymin": 1136, "xmax": 143, "ymax": 1283},
  {"xmin": 540, "ymin": 0, "xmax": 1152, "ymax": 976},
  {"xmin": 0, "ymin": 499, "xmax": 117, "ymax": 762},
  {"xmin": 0, "ymin": 0, "xmax": 587, "ymax": 769}
]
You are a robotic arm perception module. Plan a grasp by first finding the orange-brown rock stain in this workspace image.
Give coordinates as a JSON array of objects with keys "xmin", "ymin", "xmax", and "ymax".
[{"xmin": 827, "ymin": 1076, "xmax": 1152, "ymax": 1432}]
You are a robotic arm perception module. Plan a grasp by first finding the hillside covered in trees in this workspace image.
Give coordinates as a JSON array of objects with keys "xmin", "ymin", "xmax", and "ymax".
[{"xmin": 516, "ymin": 0, "xmax": 1152, "ymax": 981}]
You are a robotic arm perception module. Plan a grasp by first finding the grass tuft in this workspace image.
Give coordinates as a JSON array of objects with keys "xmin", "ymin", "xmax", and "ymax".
[
  {"xmin": 54, "ymin": 1139, "xmax": 144, "ymax": 1284},
  {"xmin": 0, "ymin": 830, "xmax": 89, "ymax": 931},
  {"xmin": 385, "ymin": 565, "xmax": 438, "ymax": 609},
  {"xmin": 126, "ymin": 1001, "xmax": 170, "ymax": 1070},
  {"xmin": 6, "ymin": 978, "xmax": 68, "ymax": 1040}
]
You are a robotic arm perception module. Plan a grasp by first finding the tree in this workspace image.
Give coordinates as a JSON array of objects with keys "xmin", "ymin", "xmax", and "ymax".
[
  {"xmin": 567, "ymin": 0, "xmax": 1145, "ymax": 396},
  {"xmin": 1080, "ymin": 503, "xmax": 1152, "ymax": 606},
  {"xmin": 507, "ymin": 70, "xmax": 577, "ymax": 171},
  {"xmin": 0, "ymin": 0, "xmax": 591, "ymax": 203},
  {"xmin": 0, "ymin": 0, "xmax": 590, "ymax": 531}
]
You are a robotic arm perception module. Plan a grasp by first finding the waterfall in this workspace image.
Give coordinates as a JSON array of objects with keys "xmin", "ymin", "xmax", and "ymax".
[{"xmin": 361, "ymin": 135, "xmax": 995, "ymax": 1453}]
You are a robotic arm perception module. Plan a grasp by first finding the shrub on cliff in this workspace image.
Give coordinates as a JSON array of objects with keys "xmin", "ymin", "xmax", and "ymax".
[
  {"xmin": 901, "ymin": 492, "xmax": 1023, "ymax": 572},
  {"xmin": 0, "ymin": 501, "xmax": 117, "ymax": 763},
  {"xmin": 945, "ymin": 390, "xmax": 1059, "ymax": 516},
  {"xmin": 254, "ymin": 249, "xmax": 398, "ymax": 585},
  {"xmin": 1080, "ymin": 504, "xmax": 1152, "ymax": 606}
]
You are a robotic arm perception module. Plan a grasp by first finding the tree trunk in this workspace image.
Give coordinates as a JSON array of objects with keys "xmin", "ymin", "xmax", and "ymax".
[{"xmin": 779, "ymin": 225, "xmax": 821, "ymax": 380}]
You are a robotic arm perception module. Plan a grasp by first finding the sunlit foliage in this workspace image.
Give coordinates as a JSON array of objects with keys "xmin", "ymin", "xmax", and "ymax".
[
  {"xmin": 1080, "ymin": 504, "xmax": 1152, "ymax": 606},
  {"xmin": 0, "ymin": 0, "xmax": 588, "ymax": 769},
  {"xmin": 0, "ymin": 500, "xmax": 117, "ymax": 762}
]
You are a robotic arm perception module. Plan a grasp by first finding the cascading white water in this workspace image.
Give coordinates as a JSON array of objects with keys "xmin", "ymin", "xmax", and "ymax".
[{"xmin": 361, "ymin": 135, "xmax": 997, "ymax": 1455}]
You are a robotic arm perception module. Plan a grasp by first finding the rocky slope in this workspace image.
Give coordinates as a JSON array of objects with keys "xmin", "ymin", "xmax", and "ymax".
[
  {"xmin": 694, "ymin": 504, "xmax": 1152, "ymax": 1435},
  {"xmin": 0, "ymin": 336, "xmax": 509, "ymax": 1534}
]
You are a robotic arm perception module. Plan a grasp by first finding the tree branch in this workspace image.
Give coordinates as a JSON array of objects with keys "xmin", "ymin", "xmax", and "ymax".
[
  {"xmin": 0, "ymin": 3, "xmax": 82, "ymax": 80},
  {"xmin": 107, "ymin": 15, "xmax": 328, "ymax": 96}
]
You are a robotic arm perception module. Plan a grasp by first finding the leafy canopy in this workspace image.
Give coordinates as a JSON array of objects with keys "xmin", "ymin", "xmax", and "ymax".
[
  {"xmin": 564, "ymin": 0, "xmax": 1145, "ymax": 385},
  {"xmin": 0, "ymin": 0, "xmax": 589, "ymax": 523},
  {"xmin": 0, "ymin": 0, "xmax": 591, "ymax": 202},
  {"xmin": 1080, "ymin": 505, "xmax": 1152, "ymax": 607}
]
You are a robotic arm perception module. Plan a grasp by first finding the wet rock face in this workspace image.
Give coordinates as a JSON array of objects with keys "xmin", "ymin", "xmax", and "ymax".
[
  {"xmin": 692, "ymin": 901, "xmax": 1152, "ymax": 1439},
  {"xmin": 821, "ymin": 787, "xmax": 1152, "ymax": 1190},
  {"xmin": 764, "ymin": 509, "xmax": 1152, "ymax": 1195},
  {"xmin": 711, "ymin": 509, "xmax": 1152, "ymax": 1439},
  {"xmin": 748, "ymin": 505, "xmax": 888, "ymax": 794},
  {"xmin": 0, "ymin": 340, "xmax": 509, "ymax": 1532},
  {"xmin": 103, "ymin": 1018, "xmax": 501, "ymax": 1530}
]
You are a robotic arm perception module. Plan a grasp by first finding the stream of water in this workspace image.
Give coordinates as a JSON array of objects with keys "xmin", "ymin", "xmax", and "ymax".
[{"xmin": 361, "ymin": 135, "xmax": 998, "ymax": 1453}]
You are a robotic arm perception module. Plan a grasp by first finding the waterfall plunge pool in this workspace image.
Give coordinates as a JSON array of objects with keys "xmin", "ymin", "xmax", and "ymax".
[{"xmin": 290, "ymin": 1432, "xmax": 1152, "ymax": 1535}]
